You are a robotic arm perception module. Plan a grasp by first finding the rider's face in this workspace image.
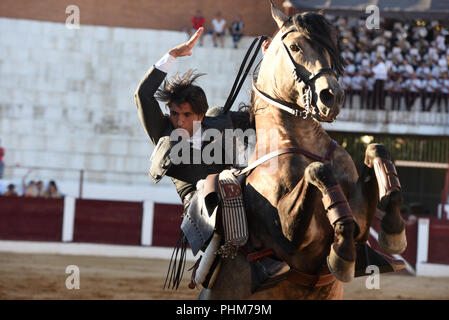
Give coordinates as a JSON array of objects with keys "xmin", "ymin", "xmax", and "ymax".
[{"xmin": 169, "ymin": 102, "xmax": 204, "ymax": 137}]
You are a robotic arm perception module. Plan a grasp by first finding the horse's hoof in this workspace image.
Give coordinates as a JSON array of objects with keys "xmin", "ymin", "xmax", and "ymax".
[
  {"xmin": 378, "ymin": 228, "xmax": 407, "ymax": 255},
  {"xmin": 327, "ymin": 244, "xmax": 355, "ymax": 283}
]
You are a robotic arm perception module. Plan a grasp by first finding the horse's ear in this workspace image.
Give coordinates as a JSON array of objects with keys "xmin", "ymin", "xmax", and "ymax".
[{"xmin": 270, "ymin": 0, "xmax": 288, "ymax": 29}]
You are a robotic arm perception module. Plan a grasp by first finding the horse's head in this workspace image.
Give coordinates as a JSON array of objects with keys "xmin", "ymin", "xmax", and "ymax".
[{"xmin": 255, "ymin": 3, "xmax": 346, "ymax": 122}]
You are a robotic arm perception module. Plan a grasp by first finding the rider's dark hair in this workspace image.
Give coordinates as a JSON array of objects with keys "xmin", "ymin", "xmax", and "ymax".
[{"xmin": 155, "ymin": 69, "xmax": 209, "ymax": 115}]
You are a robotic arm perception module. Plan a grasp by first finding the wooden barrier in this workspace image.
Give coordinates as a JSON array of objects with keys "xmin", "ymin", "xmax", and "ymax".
[
  {"xmin": 0, "ymin": 197, "xmax": 63, "ymax": 241},
  {"xmin": 151, "ymin": 203, "xmax": 183, "ymax": 247},
  {"xmin": 72, "ymin": 199, "xmax": 142, "ymax": 246},
  {"xmin": 427, "ymin": 218, "xmax": 449, "ymax": 265}
]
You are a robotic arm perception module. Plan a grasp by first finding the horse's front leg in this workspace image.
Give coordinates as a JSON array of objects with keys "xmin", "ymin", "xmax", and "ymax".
[
  {"xmin": 304, "ymin": 162, "xmax": 360, "ymax": 282},
  {"xmin": 364, "ymin": 143, "xmax": 407, "ymax": 254}
]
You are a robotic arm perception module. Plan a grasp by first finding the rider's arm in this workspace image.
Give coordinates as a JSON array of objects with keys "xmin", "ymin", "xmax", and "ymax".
[
  {"xmin": 134, "ymin": 28, "xmax": 204, "ymax": 145},
  {"xmin": 134, "ymin": 60, "xmax": 171, "ymax": 145}
]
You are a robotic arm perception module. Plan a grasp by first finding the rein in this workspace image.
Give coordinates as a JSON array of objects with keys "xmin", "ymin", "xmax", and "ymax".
[
  {"xmin": 223, "ymin": 35, "xmax": 268, "ymax": 114},
  {"xmin": 236, "ymin": 140, "xmax": 337, "ymax": 176}
]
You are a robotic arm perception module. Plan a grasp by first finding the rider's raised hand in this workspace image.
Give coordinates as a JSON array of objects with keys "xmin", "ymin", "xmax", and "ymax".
[{"xmin": 169, "ymin": 27, "xmax": 204, "ymax": 58}]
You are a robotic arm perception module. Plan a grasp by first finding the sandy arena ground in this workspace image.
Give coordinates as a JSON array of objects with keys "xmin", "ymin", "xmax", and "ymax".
[{"xmin": 0, "ymin": 252, "xmax": 448, "ymax": 300}]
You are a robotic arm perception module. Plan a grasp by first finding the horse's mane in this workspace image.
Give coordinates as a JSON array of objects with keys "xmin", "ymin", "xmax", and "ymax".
[{"xmin": 291, "ymin": 12, "xmax": 346, "ymax": 76}]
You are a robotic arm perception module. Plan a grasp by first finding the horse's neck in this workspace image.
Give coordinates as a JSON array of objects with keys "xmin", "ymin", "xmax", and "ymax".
[{"xmin": 253, "ymin": 105, "xmax": 332, "ymax": 158}]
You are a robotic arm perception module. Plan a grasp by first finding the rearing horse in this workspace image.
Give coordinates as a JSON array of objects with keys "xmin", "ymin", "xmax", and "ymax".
[{"xmin": 199, "ymin": 4, "xmax": 406, "ymax": 300}]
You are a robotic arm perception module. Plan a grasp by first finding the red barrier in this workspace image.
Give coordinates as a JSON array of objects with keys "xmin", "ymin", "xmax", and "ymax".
[
  {"xmin": 151, "ymin": 203, "xmax": 183, "ymax": 247},
  {"xmin": 73, "ymin": 199, "xmax": 142, "ymax": 245},
  {"xmin": 428, "ymin": 218, "xmax": 449, "ymax": 265},
  {"xmin": 0, "ymin": 196, "xmax": 63, "ymax": 241}
]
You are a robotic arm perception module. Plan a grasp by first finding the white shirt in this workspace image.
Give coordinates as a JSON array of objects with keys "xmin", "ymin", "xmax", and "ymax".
[
  {"xmin": 407, "ymin": 78, "xmax": 422, "ymax": 92},
  {"xmin": 372, "ymin": 62, "xmax": 388, "ymax": 80},
  {"xmin": 154, "ymin": 53, "xmax": 176, "ymax": 73},
  {"xmin": 351, "ymin": 75, "xmax": 365, "ymax": 90},
  {"xmin": 440, "ymin": 79, "xmax": 449, "ymax": 93},
  {"xmin": 212, "ymin": 18, "xmax": 226, "ymax": 33}
]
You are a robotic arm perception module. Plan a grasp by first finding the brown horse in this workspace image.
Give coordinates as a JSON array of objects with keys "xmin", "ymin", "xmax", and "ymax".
[{"xmin": 198, "ymin": 3, "xmax": 406, "ymax": 300}]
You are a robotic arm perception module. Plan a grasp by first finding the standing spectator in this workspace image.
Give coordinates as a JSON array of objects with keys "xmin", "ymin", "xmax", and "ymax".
[
  {"xmin": 351, "ymin": 70, "xmax": 365, "ymax": 109},
  {"xmin": 230, "ymin": 14, "xmax": 244, "ymax": 49},
  {"xmin": 423, "ymin": 73, "xmax": 439, "ymax": 111},
  {"xmin": 45, "ymin": 180, "xmax": 62, "ymax": 199},
  {"xmin": 438, "ymin": 71, "xmax": 449, "ymax": 112},
  {"xmin": 0, "ymin": 139, "xmax": 4, "ymax": 179},
  {"xmin": 36, "ymin": 180, "xmax": 45, "ymax": 197},
  {"xmin": 405, "ymin": 73, "xmax": 422, "ymax": 111},
  {"xmin": 212, "ymin": 11, "xmax": 226, "ymax": 48},
  {"xmin": 391, "ymin": 73, "xmax": 404, "ymax": 111},
  {"xmin": 189, "ymin": 10, "xmax": 205, "ymax": 46},
  {"xmin": 4, "ymin": 184, "xmax": 18, "ymax": 197},
  {"xmin": 371, "ymin": 57, "xmax": 388, "ymax": 110}
]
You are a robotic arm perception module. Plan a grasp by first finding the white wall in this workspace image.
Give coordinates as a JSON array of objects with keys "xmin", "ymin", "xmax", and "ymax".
[{"xmin": 0, "ymin": 18, "xmax": 255, "ymax": 188}]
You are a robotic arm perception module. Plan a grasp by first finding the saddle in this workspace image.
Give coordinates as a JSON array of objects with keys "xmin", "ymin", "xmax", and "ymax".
[{"xmin": 184, "ymin": 169, "xmax": 249, "ymax": 289}]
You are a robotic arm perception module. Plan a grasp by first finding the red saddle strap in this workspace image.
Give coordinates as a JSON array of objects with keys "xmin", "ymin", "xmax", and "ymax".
[{"xmin": 237, "ymin": 140, "xmax": 337, "ymax": 176}]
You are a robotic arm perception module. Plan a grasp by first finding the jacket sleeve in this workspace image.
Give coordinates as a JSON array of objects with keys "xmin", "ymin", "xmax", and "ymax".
[{"xmin": 134, "ymin": 66, "xmax": 170, "ymax": 145}]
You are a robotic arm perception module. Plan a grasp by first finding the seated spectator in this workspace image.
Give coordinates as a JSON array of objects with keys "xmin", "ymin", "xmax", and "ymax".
[
  {"xmin": 189, "ymin": 10, "xmax": 205, "ymax": 46},
  {"xmin": 4, "ymin": 184, "xmax": 18, "ymax": 197},
  {"xmin": 24, "ymin": 180, "xmax": 37, "ymax": 197},
  {"xmin": 212, "ymin": 11, "xmax": 226, "ymax": 48},
  {"xmin": 45, "ymin": 180, "xmax": 62, "ymax": 199},
  {"xmin": 36, "ymin": 180, "xmax": 45, "ymax": 197},
  {"xmin": 230, "ymin": 14, "xmax": 244, "ymax": 49},
  {"xmin": 22, "ymin": 169, "xmax": 37, "ymax": 197}
]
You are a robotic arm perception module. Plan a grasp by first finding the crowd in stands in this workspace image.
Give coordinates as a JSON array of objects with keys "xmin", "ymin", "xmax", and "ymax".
[
  {"xmin": 329, "ymin": 15, "xmax": 449, "ymax": 112},
  {"xmin": 0, "ymin": 169, "xmax": 62, "ymax": 198},
  {"xmin": 186, "ymin": 10, "xmax": 245, "ymax": 49}
]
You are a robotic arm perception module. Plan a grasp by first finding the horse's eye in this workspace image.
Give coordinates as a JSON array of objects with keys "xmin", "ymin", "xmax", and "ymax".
[{"xmin": 290, "ymin": 44, "xmax": 300, "ymax": 52}]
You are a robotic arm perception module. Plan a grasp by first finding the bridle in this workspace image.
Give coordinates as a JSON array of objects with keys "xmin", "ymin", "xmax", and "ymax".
[{"xmin": 252, "ymin": 27, "xmax": 340, "ymax": 120}]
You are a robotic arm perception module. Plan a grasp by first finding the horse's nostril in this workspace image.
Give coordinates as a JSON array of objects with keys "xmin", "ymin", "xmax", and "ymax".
[{"xmin": 320, "ymin": 89, "xmax": 334, "ymax": 106}]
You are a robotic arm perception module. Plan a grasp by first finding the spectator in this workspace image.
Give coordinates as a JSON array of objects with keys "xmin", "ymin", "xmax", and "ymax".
[
  {"xmin": 212, "ymin": 11, "xmax": 226, "ymax": 48},
  {"xmin": 390, "ymin": 73, "xmax": 404, "ymax": 111},
  {"xmin": 24, "ymin": 180, "xmax": 37, "ymax": 197},
  {"xmin": 230, "ymin": 14, "xmax": 244, "ymax": 49},
  {"xmin": 36, "ymin": 180, "xmax": 45, "ymax": 197},
  {"xmin": 423, "ymin": 73, "xmax": 439, "ymax": 111},
  {"xmin": 4, "ymin": 184, "xmax": 18, "ymax": 197},
  {"xmin": 351, "ymin": 70, "xmax": 365, "ymax": 109},
  {"xmin": 438, "ymin": 71, "xmax": 449, "ymax": 112},
  {"xmin": 0, "ymin": 139, "xmax": 4, "ymax": 179},
  {"xmin": 45, "ymin": 180, "xmax": 62, "ymax": 199},
  {"xmin": 405, "ymin": 73, "xmax": 423, "ymax": 111},
  {"xmin": 189, "ymin": 10, "xmax": 205, "ymax": 46},
  {"xmin": 371, "ymin": 57, "xmax": 388, "ymax": 110},
  {"xmin": 22, "ymin": 169, "xmax": 37, "ymax": 197}
]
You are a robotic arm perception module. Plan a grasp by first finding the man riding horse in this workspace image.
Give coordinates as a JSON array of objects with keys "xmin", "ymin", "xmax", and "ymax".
[
  {"xmin": 136, "ymin": 3, "xmax": 407, "ymax": 299},
  {"xmin": 135, "ymin": 27, "xmax": 270, "ymax": 289}
]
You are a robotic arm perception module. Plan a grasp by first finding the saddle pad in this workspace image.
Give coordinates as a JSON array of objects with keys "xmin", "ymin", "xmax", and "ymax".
[{"xmin": 216, "ymin": 169, "xmax": 249, "ymax": 258}]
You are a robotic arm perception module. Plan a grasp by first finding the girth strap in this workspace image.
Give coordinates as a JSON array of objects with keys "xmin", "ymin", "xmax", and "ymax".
[
  {"xmin": 236, "ymin": 139, "xmax": 337, "ymax": 176},
  {"xmin": 242, "ymin": 246, "xmax": 336, "ymax": 289}
]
